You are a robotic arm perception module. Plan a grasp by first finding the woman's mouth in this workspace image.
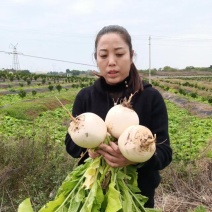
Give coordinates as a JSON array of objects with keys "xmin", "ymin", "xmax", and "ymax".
[{"xmin": 108, "ymin": 70, "xmax": 118, "ymax": 76}]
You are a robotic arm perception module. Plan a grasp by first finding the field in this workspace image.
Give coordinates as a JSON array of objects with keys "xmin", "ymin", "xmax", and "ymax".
[{"xmin": 0, "ymin": 71, "xmax": 211, "ymax": 211}]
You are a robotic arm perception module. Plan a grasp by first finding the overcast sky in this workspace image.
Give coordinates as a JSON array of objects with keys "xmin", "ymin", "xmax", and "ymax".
[{"xmin": 0, "ymin": 0, "xmax": 212, "ymax": 73}]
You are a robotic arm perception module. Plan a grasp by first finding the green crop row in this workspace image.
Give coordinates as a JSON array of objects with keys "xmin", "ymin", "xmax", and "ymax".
[
  {"xmin": 0, "ymin": 98, "xmax": 211, "ymax": 163},
  {"xmin": 166, "ymin": 101, "xmax": 212, "ymax": 161}
]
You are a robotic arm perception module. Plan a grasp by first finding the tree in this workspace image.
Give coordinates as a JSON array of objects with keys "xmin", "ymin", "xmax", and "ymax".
[
  {"xmin": 27, "ymin": 79, "xmax": 31, "ymax": 86},
  {"xmin": 9, "ymin": 76, "xmax": 14, "ymax": 82},
  {"xmin": 18, "ymin": 90, "xmax": 26, "ymax": 99},
  {"xmin": 48, "ymin": 85, "xmax": 54, "ymax": 92},
  {"xmin": 71, "ymin": 70, "xmax": 80, "ymax": 76},
  {"xmin": 55, "ymin": 84, "xmax": 62, "ymax": 93},
  {"xmin": 42, "ymin": 79, "xmax": 46, "ymax": 84},
  {"xmin": 32, "ymin": 90, "xmax": 37, "ymax": 97},
  {"xmin": 163, "ymin": 66, "xmax": 177, "ymax": 72}
]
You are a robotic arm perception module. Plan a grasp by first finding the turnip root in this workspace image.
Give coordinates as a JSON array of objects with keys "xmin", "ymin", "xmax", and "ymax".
[
  {"xmin": 105, "ymin": 94, "xmax": 139, "ymax": 138},
  {"xmin": 118, "ymin": 125, "xmax": 156, "ymax": 163},
  {"xmin": 55, "ymin": 96, "xmax": 107, "ymax": 149},
  {"xmin": 68, "ymin": 112, "xmax": 107, "ymax": 148}
]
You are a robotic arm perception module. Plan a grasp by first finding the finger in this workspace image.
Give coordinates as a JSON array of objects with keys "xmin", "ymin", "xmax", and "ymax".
[
  {"xmin": 88, "ymin": 149, "xmax": 99, "ymax": 158},
  {"xmin": 98, "ymin": 143, "xmax": 114, "ymax": 154},
  {"xmin": 103, "ymin": 157, "xmax": 120, "ymax": 168},
  {"xmin": 97, "ymin": 149, "xmax": 116, "ymax": 162},
  {"xmin": 101, "ymin": 143, "xmax": 121, "ymax": 155},
  {"xmin": 96, "ymin": 149, "xmax": 111, "ymax": 158},
  {"xmin": 109, "ymin": 141, "xmax": 121, "ymax": 153}
]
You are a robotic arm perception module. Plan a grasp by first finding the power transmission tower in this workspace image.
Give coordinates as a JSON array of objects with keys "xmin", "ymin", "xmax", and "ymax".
[{"xmin": 10, "ymin": 43, "xmax": 20, "ymax": 72}]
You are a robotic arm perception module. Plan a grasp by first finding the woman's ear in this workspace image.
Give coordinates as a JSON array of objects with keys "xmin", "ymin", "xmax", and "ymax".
[
  {"xmin": 131, "ymin": 50, "xmax": 134, "ymax": 57},
  {"xmin": 93, "ymin": 52, "xmax": 98, "ymax": 66}
]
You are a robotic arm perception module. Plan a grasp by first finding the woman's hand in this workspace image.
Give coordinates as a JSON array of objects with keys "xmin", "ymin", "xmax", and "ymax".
[
  {"xmin": 88, "ymin": 149, "xmax": 100, "ymax": 159},
  {"xmin": 96, "ymin": 141, "xmax": 136, "ymax": 168}
]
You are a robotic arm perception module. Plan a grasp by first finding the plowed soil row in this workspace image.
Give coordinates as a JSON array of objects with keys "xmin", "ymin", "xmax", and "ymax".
[{"xmin": 157, "ymin": 88, "xmax": 212, "ymax": 118}]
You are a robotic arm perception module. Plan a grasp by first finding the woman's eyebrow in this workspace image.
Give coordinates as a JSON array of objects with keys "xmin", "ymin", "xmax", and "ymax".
[
  {"xmin": 99, "ymin": 47, "xmax": 124, "ymax": 51},
  {"xmin": 115, "ymin": 47, "xmax": 124, "ymax": 50}
]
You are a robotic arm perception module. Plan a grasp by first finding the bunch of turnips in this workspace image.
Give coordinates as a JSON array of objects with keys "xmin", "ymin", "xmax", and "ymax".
[{"xmin": 69, "ymin": 94, "xmax": 156, "ymax": 163}]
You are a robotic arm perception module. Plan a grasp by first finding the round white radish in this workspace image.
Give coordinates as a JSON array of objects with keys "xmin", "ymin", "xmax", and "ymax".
[
  {"xmin": 68, "ymin": 112, "xmax": 107, "ymax": 148},
  {"xmin": 105, "ymin": 104, "xmax": 139, "ymax": 138},
  {"xmin": 118, "ymin": 125, "xmax": 156, "ymax": 163}
]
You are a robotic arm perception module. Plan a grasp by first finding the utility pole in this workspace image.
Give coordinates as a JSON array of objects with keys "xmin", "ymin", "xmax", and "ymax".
[
  {"xmin": 10, "ymin": 43, "xmax": 20, "ymax": 72},
  {"xmin": 148, "ymin": 36, "xmax": 151, "ymax": 84}
]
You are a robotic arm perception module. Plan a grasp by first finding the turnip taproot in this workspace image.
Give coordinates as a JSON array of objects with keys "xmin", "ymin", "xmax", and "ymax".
[
  {"xmin": 118, "ymin": 125, "xmax": 156, "ymax": 163},
  {"xmin": 105, "ymin": 94, "xmax": 139, "ymax": 138}
]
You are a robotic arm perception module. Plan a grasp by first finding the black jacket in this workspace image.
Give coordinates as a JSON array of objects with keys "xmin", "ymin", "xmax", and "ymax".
[{"xmin": 65, "ymin": 77, "xmax": 172, "ymax": 207}]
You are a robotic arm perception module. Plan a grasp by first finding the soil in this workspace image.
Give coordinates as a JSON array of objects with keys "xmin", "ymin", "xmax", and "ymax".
[{"xmin": 158, "ymin": 88, "xmax": 212, "ymax": 118}]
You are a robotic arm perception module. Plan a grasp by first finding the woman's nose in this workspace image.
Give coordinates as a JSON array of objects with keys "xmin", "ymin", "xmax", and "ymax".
[{"xmin": 108, "ymin": 55, "xmax": 116, "ymax": 66}]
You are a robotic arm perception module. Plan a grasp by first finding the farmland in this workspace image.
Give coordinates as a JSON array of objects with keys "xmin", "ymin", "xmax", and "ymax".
[{"xmin": 0, "ymin": 70, "xmax": 211, "ymax": 211}]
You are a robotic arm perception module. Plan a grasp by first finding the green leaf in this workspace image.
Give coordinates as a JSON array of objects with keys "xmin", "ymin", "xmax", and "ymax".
[
  {"xmin": 80, "ymin": 180, "xmax": 99, "ymax": 212},
  {"xmin": 82, "ymin": 157, "xmax": 101, "ymax": 189},
  {"xmin": 125, "ymin": 165, "xmax": 139, "ymax": 186},
  {"xmin": 18, "ymin": 198, "xmax": 34, "ymax": 212},
  {"xmin": 92, "ymin": 181, "xmax": 104, "ymax": 211},
  {"xmin": 39, "ymin": 194, "xmax": 65, "ymax": 212},
  {"xmin": 75, "ymin": 186, "xmax": 85, "ymax": 202},
  {"xmin": 118, "ymin": 180, "xmax": 133, "ymax": 212},
  {"xmin": 67, "ymin": 197, "xmax": 81, "ymax": 212},
  {"xmin": 105, "ymin": 182, "xmax": 122, "ymax": 212}
]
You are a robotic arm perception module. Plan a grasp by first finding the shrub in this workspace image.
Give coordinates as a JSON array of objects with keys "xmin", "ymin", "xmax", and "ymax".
[
  {"xmin": 190, "ymin": 92, "xmax": 198, "ymax": 98},
  {"xmin": 18, "ymin": 90, "xmax": 26, "ymax": 99}
]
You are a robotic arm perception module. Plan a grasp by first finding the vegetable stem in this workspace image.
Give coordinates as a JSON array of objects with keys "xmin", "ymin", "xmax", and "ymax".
[
  {"xmin": 54, "ymin": 176, "xmax": 84, "ymax": 211},
  {"xmin": 55, "ymin": 96, "xmax": 77, "ymax": 123}
]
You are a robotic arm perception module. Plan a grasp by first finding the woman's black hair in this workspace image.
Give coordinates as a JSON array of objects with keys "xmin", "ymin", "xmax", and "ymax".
[{"xmin": 94, "ymin": 25, "xmax": 143, "ymax": 92}]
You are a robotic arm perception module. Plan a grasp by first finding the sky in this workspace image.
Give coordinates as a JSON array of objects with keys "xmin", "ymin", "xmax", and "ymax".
[{"xmin": 0, "ymin": 0, "xmax": 212, "ymax": 73}]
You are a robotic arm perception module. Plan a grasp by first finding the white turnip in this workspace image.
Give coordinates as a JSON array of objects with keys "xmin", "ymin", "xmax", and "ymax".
[
  {"xmin": 55, "ymin": 96, "xmax": 107, "ymax": 149},
  {"xmin": 68, "ymin": 112, "xmax": 107, "ymax": 148},
  {"xmin": 105, "ymin": 94, "xmax": 139, "ymax": 138},
  {"xmin": 118, "ymin": 125, "xmax": 156, "ymax": 163}
]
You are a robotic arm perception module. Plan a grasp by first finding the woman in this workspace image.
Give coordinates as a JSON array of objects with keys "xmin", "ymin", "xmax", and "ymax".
[{"xmin": 65, "ymin": 25, "xmax": 172, "ymax": 208}]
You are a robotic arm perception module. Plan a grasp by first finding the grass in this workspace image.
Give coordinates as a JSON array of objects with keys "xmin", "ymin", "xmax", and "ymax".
[
  {"xmin": 155, "ymin": 156, "xmax": 212, "ymax": 211},
  {"xmin": 0, "ymin": 89, "xmax": 78, "ymax": 121},
  {"xmin": 0, "ymin": 134, "xmax": 75, "ymax": 212}
]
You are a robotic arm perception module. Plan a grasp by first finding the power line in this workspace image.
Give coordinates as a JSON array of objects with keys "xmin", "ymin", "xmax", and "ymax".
[{"xmin": 0, "ymin": 50, "xmax": 97, "ymax": 67}]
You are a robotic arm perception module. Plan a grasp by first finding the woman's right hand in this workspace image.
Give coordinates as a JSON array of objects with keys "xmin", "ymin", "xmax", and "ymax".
[{"xmin": 88, "ymin": 149, "xmax": 100, "ymax": 159}]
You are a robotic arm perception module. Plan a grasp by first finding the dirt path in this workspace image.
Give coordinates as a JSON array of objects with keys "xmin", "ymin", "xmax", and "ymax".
[{"xmin": 158, "ymin": 88, "xmax": 212, "ymax": 118}]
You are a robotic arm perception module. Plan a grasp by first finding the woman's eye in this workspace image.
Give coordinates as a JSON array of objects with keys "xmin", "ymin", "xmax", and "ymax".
[
  {"xmin": 100, "ymin": 55, "xmax": 107, "ymax": 58},
  {"xmin": 116, "ymin": 54, "xmax": 123, "ymax": 57}
]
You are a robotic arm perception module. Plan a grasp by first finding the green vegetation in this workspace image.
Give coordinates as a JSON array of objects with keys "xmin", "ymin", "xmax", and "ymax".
[
  {"xmin": 0, "ymin": 72, "xmax": 211, "ymax": 211},
  {"xmin": 166, "ymin": 101, "xmax": 212, "ymax": 161},
  {"xmin": 152, "ymin": 77, "xmax": 212, "ymax": 105}
]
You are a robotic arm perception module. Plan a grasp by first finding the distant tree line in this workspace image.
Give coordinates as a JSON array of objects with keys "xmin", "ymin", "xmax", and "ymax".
[
  {"xmin": 140, "ymin": 66, "xmax": 212, "ymax": 73},
  {"xmin": 1, "ymin": 66, "xmax": 211, "ymax": 77}
]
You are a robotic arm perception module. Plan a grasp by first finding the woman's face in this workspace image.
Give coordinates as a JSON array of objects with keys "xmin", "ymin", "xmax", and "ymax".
[{"xmin": 96, "ymin": 33, "xmax": 133, "ymax": 85}]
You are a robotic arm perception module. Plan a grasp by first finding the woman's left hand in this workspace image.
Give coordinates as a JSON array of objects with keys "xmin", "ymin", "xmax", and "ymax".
[{"xmin": 96, "ymin": 142, "xmax": 136, "ymax": 168}]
